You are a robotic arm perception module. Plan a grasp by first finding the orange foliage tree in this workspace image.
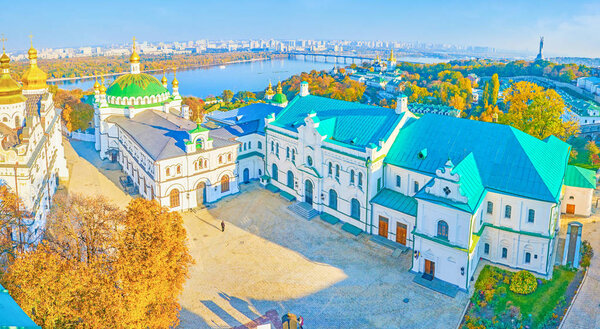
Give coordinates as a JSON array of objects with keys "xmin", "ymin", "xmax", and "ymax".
[{"xmin": 2, "ymin": 195, "xmax": 194, "ymax": 328}]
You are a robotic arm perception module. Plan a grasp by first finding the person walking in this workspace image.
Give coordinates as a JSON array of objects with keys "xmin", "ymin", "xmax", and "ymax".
[{"xmin": 221, "ymin": 220, "xmax": 225, "ymax": 232}]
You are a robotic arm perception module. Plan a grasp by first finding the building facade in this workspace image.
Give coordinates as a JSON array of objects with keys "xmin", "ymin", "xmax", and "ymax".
[{"xmin": 0, "ymin": 43, "xmax": 68, "ymax": 241}]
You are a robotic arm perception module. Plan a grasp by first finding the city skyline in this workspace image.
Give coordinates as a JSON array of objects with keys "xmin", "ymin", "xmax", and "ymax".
[{"xmin": 1, "ymin": 0, "xmax": 599, "ymax": 57}]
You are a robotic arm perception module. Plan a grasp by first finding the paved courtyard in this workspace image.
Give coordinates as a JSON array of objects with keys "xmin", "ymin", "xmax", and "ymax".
[
  {"xmin": 64, "ymin": 139, "xmax": 470, "ymax": 328},
  {"xmin": 178, "ymin": 184, "xmax": 469, "ymax": 329}
]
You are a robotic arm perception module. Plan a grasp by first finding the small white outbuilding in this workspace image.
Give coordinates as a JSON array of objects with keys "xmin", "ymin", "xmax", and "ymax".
[{"xmin": 561, "ymin": 165, "xmax": 597, "ymax": 217}]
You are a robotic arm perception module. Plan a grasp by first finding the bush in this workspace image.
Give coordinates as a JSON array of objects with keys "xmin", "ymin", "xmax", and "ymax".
[
  {"xmin": 509, "ymin": 270, "xmax": 538, "ymax": 295},
  {"xmin": 580, "ymin": 240, "xmax": 594, "ymax": 268}
]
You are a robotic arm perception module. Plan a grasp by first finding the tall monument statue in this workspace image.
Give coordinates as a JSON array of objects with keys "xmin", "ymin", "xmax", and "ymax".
[{"xmin": 535, "ymin": 36, "xmax": 544, "ymax": 61}]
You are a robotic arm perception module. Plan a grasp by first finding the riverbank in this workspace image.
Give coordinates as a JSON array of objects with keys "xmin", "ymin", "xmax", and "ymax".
[{"xmin": 47, "ymin": 55, "xmax": 285, "ymax": 83}]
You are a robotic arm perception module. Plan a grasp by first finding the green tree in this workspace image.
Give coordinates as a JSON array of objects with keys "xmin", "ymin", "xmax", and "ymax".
[{"xmin": 221, "ymin": 89, "xmax": 234, "ymax": 103}]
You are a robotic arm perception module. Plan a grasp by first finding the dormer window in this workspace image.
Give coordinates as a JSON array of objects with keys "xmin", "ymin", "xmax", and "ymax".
[{"xmin": 443, "ymin": 186, "xmax": 451, "ymax": 196}]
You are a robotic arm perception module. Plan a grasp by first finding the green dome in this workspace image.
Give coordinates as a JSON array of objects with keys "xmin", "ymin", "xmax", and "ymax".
[
  {"xmin": 106, "ymin": 73, "xmax": 168, "ymax": 99},
  {"xmin": 272, "ymin": 92, "xmax": 288, "ymax": 104}
]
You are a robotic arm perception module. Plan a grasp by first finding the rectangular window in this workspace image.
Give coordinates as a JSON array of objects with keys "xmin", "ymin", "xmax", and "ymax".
[
  {"xmin": 505, "ymin": 205, "xmax": 512, "ymax": 219},
  {"xmin": 396, "ymin": 175, "xmax": 401, "ymax": 187},
  {"xmin": 484, "ymin": 243, "xmax": 490, "ymax": 254},
  {"xmin": 486, "ymin": 201, "xmax": 493, "ymax": 214},
  {"xmin": 525, "ymin": 252, "xmax": 531, "ymax": 263},
  {"xmin": 413, "ymin": 181, "xmax": 419, "ymax": 193},
  {"xmin": 502, "ymin": 247, "xmax": 508, "ymax": 259},
  {"xmin": 377, "ymin": 178, "xmax": 382, "ymax": 192},
  {"xmin": 528, "ymin": 209, "xmax": 535, "ymax": 223}
]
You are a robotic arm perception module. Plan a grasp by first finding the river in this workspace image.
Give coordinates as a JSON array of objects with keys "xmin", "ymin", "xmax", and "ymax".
[{"xmin": 49, "ymin": 57, "xmax": 447, "ymax": 98}]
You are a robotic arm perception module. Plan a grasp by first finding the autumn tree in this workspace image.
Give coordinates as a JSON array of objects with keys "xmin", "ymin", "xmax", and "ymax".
[
  {"xmin": 116, "ymin": 198, "xmax": 194, "ymax": 328},
  {"xmin": 585, "ymin": 141, "xmax": 600, "ymax": 165},
  {"xmin": 499, "ymin": 81, "xmax": 579, "ymax": 141},
  {"xmin": 490, "ymin": 73, "xmax": 500, "ymax": 106},
  {"xmin": 61, "ymin": 104, "xmax": 73, "ymax": 132},
  {"xmin": 2, "ymin": 195, "xmax": 193, "ymax": 328},
  {"xmin": 0, "ymin": 185, "xmax": 35, "ymax": 262},
  {"xmin": 183, "ymin": 96, "xmax": 205, "ymax": 121}
]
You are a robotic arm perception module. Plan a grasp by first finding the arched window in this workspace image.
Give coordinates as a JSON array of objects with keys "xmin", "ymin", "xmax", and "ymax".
[
  {"xmin": 328, "ymin": 162, "xmax": 333, "ymax": 176},
  {"xmin": 228, "ymin": 153, "xmax": 232, "ymax": 162},
  {"xmin": 335, "ymin": 165, "xmax": 340, "ymax": 179},
  {"xmin": 166, "ymin": 167, "xmax": 171, "ymax": 176},
  {"xmin": 204, "ymin": 159, "xmax": 208, "ymax": 168},
  {"xmin": 258, "ymin": 141, "xmax": 262, "ymax": 149},
  {"xmin": 350, "ymin": 170, "xmax": 355, "ymax": 184},
  {"xmin": 243, "ymin": 143, "xmax": 247, "ymax": 151},
  {"xmin": 525, "ymin": 252, "xmax": 531, "ymax": 263},
  {"xmin": 271, "ymin": 141, "xmax": 274, "ymax": 152},
  {"xmin": 350, "ymin": 198, "xmax": 360, "ymax": 219},
  {"xmin": 194, "ymin": 161, "xmax": 199, "ymax": 171},
  {"xmin": 272, "ymin": 163, "xmax": 278, "ymax": 181},
  {"xmin": 176, "ymin": 165, "xmax": 181, "ymax": 175},
  {"xmin": 414, "ymin": 181, "xmax": 419, "ymax": 193},
  {"xmin": 292, "ymin": 149, "xmax": 296, "ymax": 163},
  {"xmin": 307, "ymin": 156, "xmax": 313, "ymax": 166},
  {"xmin": 505, "ymin": 205, "xmax": 512, "ymax": 218},
  {"xmin": 437, "ymin": 220, "xmax": 448, "ymax": 239},
  {"xmin": 169, "ymin": 189, "xmax": 180, "ymax": 208},
  {"xmin": 276, "ymin": 143, "xmax": 279, "ymax": 157},
  {"xmin": 221, "ymin": 175, "xmax": 230, "ymax": 193},
  {"xmin": 286, "ymin": 147, "xmax": 290, "ymax": 159},
  {"xmin": 528, "ymin": 209, "xmax": 535, "ymax": 223},
  {"xmin": 219, "ymin": 155, "xmax": 223, "ymax": 164},
  {"xmin": 358, "ymin": 172, "xmax": 363, "ymax": 187},
  {"xmin": 329, "ymin": 189, "xmax": 338, "ymax": 210},
  {"xmin": 248, "ymin": 141, "xmax": 251, "ymax": 149},
  {"xmin": 196, "ymin": 138, "xmax": 203, "ymax": 149},
  {"xmin": 502, "ymin": 247, "xmax": 508, "ymax": 259}
]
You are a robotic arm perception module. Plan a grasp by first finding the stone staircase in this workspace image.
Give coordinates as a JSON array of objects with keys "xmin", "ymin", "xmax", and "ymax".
[{"xmin": 288, "ymin": 202, "xmax": 319, "ymax": 220}]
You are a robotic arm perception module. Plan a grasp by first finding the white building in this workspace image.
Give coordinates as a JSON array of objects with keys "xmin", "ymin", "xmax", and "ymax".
[
  {"xmin": 0, "ymin": 43, "xmax": 68, "ymax": 241},
  {"xmin": 93, "ymin": 40, "xmax": 240, "ymax": 210},
  {"xmin": 561, "ymin": 165, "xmax": 596, "ymax": 217}
]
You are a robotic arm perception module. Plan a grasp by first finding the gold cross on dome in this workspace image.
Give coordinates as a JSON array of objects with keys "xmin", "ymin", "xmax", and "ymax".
[
  {"xmin": 28, "ymin": 34, "xmax": 33, "ymax": 47},
  {"xmin": 132, "ymin": 36, "xmax": 136, "ymax": 50},
  {"xmin": 0, "ymin": 34, "xmax": 6, "ymax": 52}
]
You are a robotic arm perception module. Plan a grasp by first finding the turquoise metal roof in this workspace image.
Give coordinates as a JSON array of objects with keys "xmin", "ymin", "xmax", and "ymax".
[
  {"xmin": 0, "ymin": 284, "xmax": 40, "ymax": 328},
  {"xmin": 564, "ymin": 165, "xmax": 596, "ymax": 189},
  {"xmin": 386, "ymin": 115, "xmax": 570, "ymax": 203},
  {"xmin": 270, "ymin": 95, "xmax": 405, "ymax": 150},
  {"xmin": 371, "ymin": 188, "xmax": 418, "ymax": 216},
  {"xmin": 452, "ymin": 153, "xmax": 486, "ymax": 210}
]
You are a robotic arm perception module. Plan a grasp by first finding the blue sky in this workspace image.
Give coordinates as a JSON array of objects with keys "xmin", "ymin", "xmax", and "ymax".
[{"xmin": 1, "ymin": 0, "xmax": 599, "ymax": 57}]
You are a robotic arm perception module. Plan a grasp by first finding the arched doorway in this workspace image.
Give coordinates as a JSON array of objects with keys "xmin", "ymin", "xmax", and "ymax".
[
  {"xmin": 169, "ymin": 189, "xmax": 180, "ymax": 208},
  {"xmin": 304, "ymin": 179, "xmax": 313, "ymax": 205},
  {"xmin": 243, "ymin": 168, "xmax": 250, "ymax": 183},
  {"xmin": 287, "ymin": 170, "xmax": 294, "ymax": 189},
  {"xmin": 221, "ymin": 175, "xmax": 230, "ymax": 193},
  {"xmin": 272, "ymin": 163, "xmax": 278, "ymax": 182},
  {"xmin": 196, "ymin": 182, "xmax": 206, "ymax": 206},
  {"xmin": 329, "ymin": 189, "xmax": 337, "ymax": 210}
]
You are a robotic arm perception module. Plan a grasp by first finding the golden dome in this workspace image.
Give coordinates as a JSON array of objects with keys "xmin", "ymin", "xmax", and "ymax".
[
  {"xmin": 28, "ymin": 47, "xmax": 37, "ymax": 60},
  {"xmin": 276, "ymin": 81, "xmax": 283, "ymax": 94},
  {"xmin": 388, "ymin": 49, "xmax": 395, "ymax": 62},
  {"xmin": 93, "ymin": 78, "xmax": 100, "ymax": 91},
  {"xmin": 22, "ymin": 42, "xmax": 47, "ymax": 90},
  {"xmin": 99, "ymin": 77, "xmax": 107, "ymax": 94},
  {"xmin": 129, "ymin": 36, "xmax": 140, "ymax": 64},
  {"xmin": 161, "ymin": 72, "xmax": 168, "ymax": 85},
  {"xmin": 265, "ymin": 81, "xmax": 274, "ymax": 96},
  {"xmin": 0, "ymin": 52, "xmax": 26, "ymax": 105}
]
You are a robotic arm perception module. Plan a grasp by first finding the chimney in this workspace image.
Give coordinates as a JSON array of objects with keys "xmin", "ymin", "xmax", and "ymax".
[
  {"xmin": 299, "ymin": 81, "xmax": 309, "ymax": 97},
  {"xmin": 395, "ymin": 94, "xmax": 408, "ymax": 114}
]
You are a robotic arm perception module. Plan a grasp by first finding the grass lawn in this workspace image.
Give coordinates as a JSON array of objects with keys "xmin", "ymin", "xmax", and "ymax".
[{"xmin": 492, "ymin": 267, "xmax": 576, "ymax": 327}]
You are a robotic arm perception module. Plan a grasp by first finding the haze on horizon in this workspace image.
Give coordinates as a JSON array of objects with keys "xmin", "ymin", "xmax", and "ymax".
[{"xmin": 1, "ymin": 0, "xmax": 599, "ymax": 58}]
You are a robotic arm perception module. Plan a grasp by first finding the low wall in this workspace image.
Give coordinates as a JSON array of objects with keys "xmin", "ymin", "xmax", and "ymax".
[{"xmin": 70, "ymin": 131, "xmax": 95, "ymax": 142}]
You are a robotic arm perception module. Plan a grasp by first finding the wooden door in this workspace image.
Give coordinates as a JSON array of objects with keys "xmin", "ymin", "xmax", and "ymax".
[
  {"xmin": 396, "ymin": 223, "xmax": 407, "ymax": 245},
  {"xmin": 378, "ymin": 216, "xmax": 388, "ymax": 238},
  {"xmin": 566, "ymin": 204, "xmax": 575, "ymax": 214},
  {"xmin": 424, "ymin": 259, "xmax": 435, "ymax": 278}
]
